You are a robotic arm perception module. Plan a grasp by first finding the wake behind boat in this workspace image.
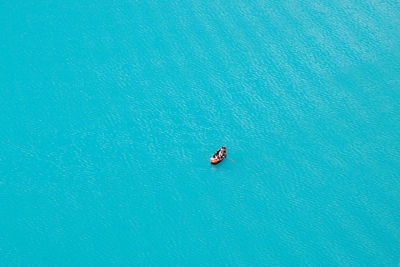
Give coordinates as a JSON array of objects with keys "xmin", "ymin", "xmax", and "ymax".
[{"xmin": 210, "ymin": 146, "xmax": 227, "ymax": 164}]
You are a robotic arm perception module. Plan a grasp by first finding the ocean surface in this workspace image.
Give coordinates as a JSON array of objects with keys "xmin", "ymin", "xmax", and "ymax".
[{"xmin": 1, "ymin": 0, "xmax": 400, "ymax": 266}]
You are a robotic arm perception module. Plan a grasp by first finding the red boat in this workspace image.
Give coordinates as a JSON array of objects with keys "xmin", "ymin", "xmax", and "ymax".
[{"xmin": 210, "ymin": 146, "xmax": 227, "ymax": 164}]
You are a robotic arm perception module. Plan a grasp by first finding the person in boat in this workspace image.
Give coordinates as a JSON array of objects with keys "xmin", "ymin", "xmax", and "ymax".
[{"xmin": 219, "ymin": 146, "xmax": 226, "ymax": 158}]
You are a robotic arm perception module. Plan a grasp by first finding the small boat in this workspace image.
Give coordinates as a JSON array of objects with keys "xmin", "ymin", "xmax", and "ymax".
[{"xmin": 210, "ymin": 146, "xmax": 227, "ymax": 164}]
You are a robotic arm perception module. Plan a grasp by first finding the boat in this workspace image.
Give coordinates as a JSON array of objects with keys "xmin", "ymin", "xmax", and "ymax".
[{"xmin": 210, "ymin": 146, "xmax": 227, "ymax": 164}]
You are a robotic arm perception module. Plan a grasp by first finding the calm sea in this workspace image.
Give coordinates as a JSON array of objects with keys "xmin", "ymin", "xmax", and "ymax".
[{"xmin": 1, "ymin": 0, "xmax": 400, "ymax": 266}]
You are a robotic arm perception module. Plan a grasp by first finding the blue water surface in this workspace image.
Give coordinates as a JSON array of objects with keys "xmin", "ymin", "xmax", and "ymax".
[{"xmin": 1, "ymin": 0, "xmax": 400, "ymax": 266}]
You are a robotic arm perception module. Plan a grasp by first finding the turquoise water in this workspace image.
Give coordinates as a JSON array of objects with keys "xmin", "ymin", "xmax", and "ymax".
[{"xmin": 1, "ymin": 0, "xmax": 400, "ymax": 266}]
